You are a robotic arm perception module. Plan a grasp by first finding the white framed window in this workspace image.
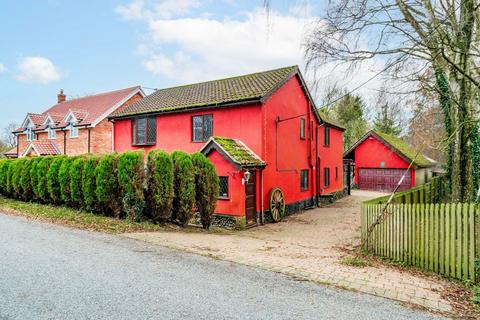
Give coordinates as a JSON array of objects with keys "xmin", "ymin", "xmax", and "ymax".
[
  {"xmin": 26, "ymin": 128, "xmax": 36, "ymax": 141},
  {"xmin": 69, "ymin": 123, "xmax": 79, "ymax": 138},
  {"xmin": 48, "ymin": 127, "xmax": 56, "ymax": 139}
]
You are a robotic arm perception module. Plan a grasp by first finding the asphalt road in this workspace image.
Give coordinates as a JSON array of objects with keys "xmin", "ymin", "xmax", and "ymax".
[{"xmin": 0, "ymin": 213, "xmax": 444, "ymax": 320}]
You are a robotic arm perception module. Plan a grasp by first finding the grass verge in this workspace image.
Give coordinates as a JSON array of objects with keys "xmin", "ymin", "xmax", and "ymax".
[{"xmin": 0, "ymin": 196, "xmax": 172, "ymax": 234}]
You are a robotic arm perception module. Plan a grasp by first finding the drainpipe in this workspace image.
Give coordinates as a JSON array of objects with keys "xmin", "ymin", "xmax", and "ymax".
[
  {"xmin": 260, "ymin": 169, "xmax": 264, "ymax": 224},
  {"xmin": 63, "ymin": 130, "xmax": 67, "ymax": 155},
  {"xmin": 87, "ymin": 128, "xmax": 91, "ymax": 154}
]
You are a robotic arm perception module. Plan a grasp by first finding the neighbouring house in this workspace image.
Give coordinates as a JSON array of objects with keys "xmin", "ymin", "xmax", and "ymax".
[
  {"xmin": 9, "ymin": 87, "xmax": 145, "ymax": 158},
  {"xmin": 343, "ymin": 130, "xmax": 437, "ymax": 192},
  {"xmin": 109, "ymin": 66, "xmax": 345, "ymax": 227}
]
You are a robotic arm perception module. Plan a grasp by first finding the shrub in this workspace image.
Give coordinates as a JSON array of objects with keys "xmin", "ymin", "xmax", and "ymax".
[
  {"xmin": 47, "ymin": 156, "xmax": 65, "ymax": 204},
  {"xmin": 59, "ymin": 157, "xmax": 76, "ymax": 205},
  {"xmin": 95, "ymin": 153, "xmax": 121, "ymax": 217},
  {"xmin": 20, "ymin": 158, "xmax": 34, "ymax": 200},
  {"xmin": 29, "ymin": 157, "xmax": 42, "ymax": 199},
  {"xmin": 82, "ymin": 156, "xmax": 99, "ymax": 211},
  {"xmin": 172, "ymin": 151, "xmax": 195, "ymax": 226},
  {"xmin": 70, "ymin": 157, "xmax": 85, "ymax": 207},
  {"xmin": 118, "ymin": 150, "xmax": 145, "ymax": 221},
  {"xmin": 192, "ymin": 153, "xmax": 219, "ymax": 229},
  {"xmin": 6, "ymin": 160, "xmax": 16, "ymax": 196},
  {"xmin": 12, "ymin": 159, "xmax": 25, "ymax": 199},
  {"xmin": 0, "ymin": 160, "xmax": 9, "ymax": 195},
  {"xmin": 37, "ymin": 156, "xmax": 54, "ymax": 202},
  {"xmin": 146, "ymin": 150, "xmax": 174, "ymax": 223}
]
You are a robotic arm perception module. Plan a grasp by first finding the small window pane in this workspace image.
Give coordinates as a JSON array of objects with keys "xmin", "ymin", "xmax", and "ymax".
[
  {"xmin": 324, "ymin": 127, "xmax": 330, "ymax": 146},
  {"xmin": 204, "ymin": 115, "xmax": 213, "ymax": 140},
  {"xmin": 193, "ymin": 116, "xmax": 203, "ymax": 142},
  {"xmin": 147, "ymin": 117, "xmax": 157, "ymax": 144},
  {"xmin": 136, "ymin": 118, "xmax": 147, "ymax": 145},
  {"xmin": 300, "ymin": 169, "xmax": 309, "ymax": 191},
  {"xmin": 219, "ymin": 176, "xmax": 229, "ymax": 198},
  {"xmin": 300, "ymin": 118, "xmax": 305, "ymax": 139},
  {"xmin": 192, "ymin": 115, "xmax": 213, "ymax": 142},
  {"xmin": 324, "ymin": 168, "xmax": 330, "ymax": 187}
]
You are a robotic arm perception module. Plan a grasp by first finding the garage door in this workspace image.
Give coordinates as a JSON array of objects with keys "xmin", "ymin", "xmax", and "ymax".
[{"xmin": 358, "ymin": 168, "xmax": 411, "ymax": 192}]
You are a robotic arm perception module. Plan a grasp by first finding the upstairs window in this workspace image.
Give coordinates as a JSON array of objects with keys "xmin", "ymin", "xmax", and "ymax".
[
  {"xmin": 219, "ymin": 176, "xmax": 229, "ymax": 198},
  {"xmin": 300, "ymin": 118, "xmax": 306, "ymax": 139},
  {"xmin": 26, "ymin": 128, "xmax": 36, "ymax": 141},
  {"xmin": 324, "ymin": 127, "xmax": 330, "ymax": 146},
  {"xmin": 48, "ymin": 127, "xmax": 56, "ymax": 139},
  {"xmin": 69, "ymin": 123, "xmax": 79, "ymax": 138},
  {"xmin": 132, "ymin": 116, "xmax": 157, "ymax": 146},
  {"xmin": 192, "ymin": 114, "xmax": 213, "ymax": 142},
  {"xmin": 300, "ymin": 169, "xmax": 309, "ymax": 191}
]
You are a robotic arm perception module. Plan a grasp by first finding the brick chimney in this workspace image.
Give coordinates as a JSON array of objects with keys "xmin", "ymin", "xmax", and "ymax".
[{"xmin": 57, "ymin": 89, "xmax": 66, "ymax": 103}]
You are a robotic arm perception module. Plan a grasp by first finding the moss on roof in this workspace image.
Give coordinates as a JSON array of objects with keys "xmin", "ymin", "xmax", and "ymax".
[
  {"xmin": 213, "ymin": 137, "xmax": 265, "ymax": 166},
  {"xmin": 318, "ymin": 111, "xmax": 345, "ymax": 129},
  {"xmin": 374, "ymin": 131, "xmax": 434, "ymax": 168},
  {"xmin": 111, "ymin": 66, "xmax": 299, "ymax": 118}
]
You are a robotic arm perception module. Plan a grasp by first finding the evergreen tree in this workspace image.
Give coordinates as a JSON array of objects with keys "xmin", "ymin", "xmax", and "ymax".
[{"xmin": 373, "ymin": 103, "xmax": 401, "ymax": 136}]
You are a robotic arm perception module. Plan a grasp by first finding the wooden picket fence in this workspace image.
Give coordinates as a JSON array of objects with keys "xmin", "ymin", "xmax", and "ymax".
[{"xmin": 361, "ymin": 202, "xmax": 480, "ymax": 282}]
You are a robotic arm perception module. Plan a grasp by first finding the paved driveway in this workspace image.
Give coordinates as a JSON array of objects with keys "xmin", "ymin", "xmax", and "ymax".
[
  {"xmin": 0, "ymin": 213, "xmax": 443, "ymax": 320},
  {"xmin": 126, "ymin": 191, "xmax": 452, "ymax": 314}
]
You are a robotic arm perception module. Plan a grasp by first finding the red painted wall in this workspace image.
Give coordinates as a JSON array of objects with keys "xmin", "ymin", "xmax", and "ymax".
[
  {"xmin": 353, "ymin": 135, "xmax": 415, "ymax": 186},
  {"xmin": 113, "ymin": 75, "xmax": 345, "ymax": 217},
  {"xmin": 317, "ymin": 125, "xmax": 344, "ymax": 194}
]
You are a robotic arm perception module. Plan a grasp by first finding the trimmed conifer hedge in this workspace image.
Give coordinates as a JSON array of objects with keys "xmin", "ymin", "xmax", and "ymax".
[{"xmin": 0, "ymin": 149, "xmax": 219, "ymax": 227}]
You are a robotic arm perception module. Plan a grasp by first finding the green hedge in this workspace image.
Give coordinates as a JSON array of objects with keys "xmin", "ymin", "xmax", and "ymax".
[
  {"xmin": 146, "ymin": 150, "xmax": 174, "ymax": 223},
  {"xmin": 172, "ymin": 151, "xmax": 196, "ymax": 227},
  {"xmin": 0, "ymin": 150, "xmax": 220, "ymax": 227},
  {"xmin": 118, "ymin": 150, "xmax": 145, "ymax": 221}
]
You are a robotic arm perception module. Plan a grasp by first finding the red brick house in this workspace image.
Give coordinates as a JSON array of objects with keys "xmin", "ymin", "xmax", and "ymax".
[
  {"xmin": 109, "ymin": 66, "xmax": 345, "ymax": 226},
  {"xmin": 344, "ymin": 130, "xmax": 436, "ymax": 192},
  {"xmin": 10, "ymin": 87, "xmax": 145, "ymax": 158}
]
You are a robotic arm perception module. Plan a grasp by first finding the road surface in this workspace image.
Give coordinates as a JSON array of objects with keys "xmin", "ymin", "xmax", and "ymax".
[{"xmin": 0, "ymin": 214, "xmax": 443, "ymax": 320}]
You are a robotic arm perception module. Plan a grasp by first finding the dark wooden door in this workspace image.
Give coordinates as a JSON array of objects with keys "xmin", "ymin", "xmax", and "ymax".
[
  {"xmin": 245, "ymin": 171, "xmax": 257, "ymax": 225},
  {"xmin": 358, "ymin": 168, "xmax": 411, "ymax": 192}
]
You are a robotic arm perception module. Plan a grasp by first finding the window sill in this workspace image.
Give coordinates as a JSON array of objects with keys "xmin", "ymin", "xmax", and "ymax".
[
  {"xmin": 300, "ymin": 188, "xmax": 309, "ymax": 192},
  {"xmin": 132, "ymin": 143, "xmax": 156, "ymax": 147},
  {"xmin": 192, "ymin": 140, "xmax": 209, "ymax": 143},
  {"xmin": 218, "ymin": 196, "xmax": 230, "ymax": 200}
]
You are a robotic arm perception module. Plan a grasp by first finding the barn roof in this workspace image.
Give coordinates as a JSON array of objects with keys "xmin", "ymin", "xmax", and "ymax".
[
  {"xmin": 109, "ymin": 66, "xmax": 321, "ymax": 123},
  {"xmin": 200, "ymin": 136, "xmax": 265, "ymax": 169},
  {"xmin": 344, "ymin": 130, "xmax": 436, "ymax": 168}
]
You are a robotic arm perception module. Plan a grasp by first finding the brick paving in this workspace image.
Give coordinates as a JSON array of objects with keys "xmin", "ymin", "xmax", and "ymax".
[{"xmin": 124, "ymin": 190, "xmax": 453, "ymax": 314}]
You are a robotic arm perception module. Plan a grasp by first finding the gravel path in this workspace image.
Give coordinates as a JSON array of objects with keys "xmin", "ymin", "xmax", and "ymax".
[{"xmin": 0, "ymin": 214, "xmax": 444, "ymax": 320}]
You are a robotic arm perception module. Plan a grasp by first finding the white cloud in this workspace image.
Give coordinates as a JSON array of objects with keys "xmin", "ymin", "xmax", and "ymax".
[
  {"xmin": 0, "ymin": 63, "xmax": 6, "ymax": 73},
  {"xmin": 15, "ymin": 56, "xmax": 61, "ymax": 84}
]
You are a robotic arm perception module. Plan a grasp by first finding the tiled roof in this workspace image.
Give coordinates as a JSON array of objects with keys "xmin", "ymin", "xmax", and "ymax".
[
  {"xmin": 201, "ymin": 136, "xmax": 265, "ymax": 168},
  {"xmin": 344, "ymin": 130, "xmax": 436, "ymax": 168},
  {"xmin": 3, "ymin": 147, "xmax": 17, "ymax": 157},
  {"xmin": 318, "ymin": 111, "xmax": 345, "ymax": 130},
  {"xmin": 24, "ymin": 141, "xmax": 61, "ymax": 156},
  {"xmin": 14, "ymin": 86, "xmax": 142, "ymax": 133},
  {"xmin": 111, "ymin": 66, "xmax": 299, "ymax": 118}
]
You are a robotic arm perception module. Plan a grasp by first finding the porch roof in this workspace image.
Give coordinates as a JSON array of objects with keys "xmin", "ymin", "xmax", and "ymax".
[{"xmin": 200, "ymin": 137, "xmax": 265, "ymax": 169}]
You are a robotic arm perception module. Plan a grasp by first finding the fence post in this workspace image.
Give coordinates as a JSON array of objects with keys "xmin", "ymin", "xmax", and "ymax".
[{"xmin": 475, "ymin": 205, "xmax": 480, "ymax": 283}]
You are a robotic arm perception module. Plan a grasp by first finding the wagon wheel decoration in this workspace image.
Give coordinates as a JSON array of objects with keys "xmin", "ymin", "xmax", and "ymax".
[{"xmin": 269, "ymin": 188, "xmax": 285, "ymax": 222}]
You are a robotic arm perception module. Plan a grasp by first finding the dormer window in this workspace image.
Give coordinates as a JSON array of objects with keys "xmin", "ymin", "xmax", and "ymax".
[
  {"xmin": 26, "ymin": 128, "xmax": 36, "ymax": 141},
  {"xmin": 48, "ymin": 126, "xmax": 56, "ymax": 139},
  {"xmin": 65, "ymin": 114, "xmax": 79, "ymax": 138}
]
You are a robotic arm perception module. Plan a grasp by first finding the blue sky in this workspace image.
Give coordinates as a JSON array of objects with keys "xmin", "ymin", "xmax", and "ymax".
[{"xmin": 0, "ymin": 0, "xmax": 382, "ymax": 130}]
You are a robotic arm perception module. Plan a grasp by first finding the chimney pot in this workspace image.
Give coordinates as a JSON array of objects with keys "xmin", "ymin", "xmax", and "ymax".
[{"xmin": 57, "ymin": 89, "xmax": 66, "ymax": 103}]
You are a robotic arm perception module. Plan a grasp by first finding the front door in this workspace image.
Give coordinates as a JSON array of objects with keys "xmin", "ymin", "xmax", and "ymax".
[{"xmin": 245, "ymin": 171, "xmax": 257, "ymax": 225}]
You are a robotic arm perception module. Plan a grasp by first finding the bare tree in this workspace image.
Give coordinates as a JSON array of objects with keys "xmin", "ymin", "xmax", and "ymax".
[{"xmin": 2, "ymin": 122, "xmax": 18, "ymax": 148}]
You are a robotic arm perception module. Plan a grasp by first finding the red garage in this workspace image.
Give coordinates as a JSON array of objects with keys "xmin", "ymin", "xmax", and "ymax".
[{"xmin": 344, "ymin": 131, "xmax": 436, "ymax": 192}]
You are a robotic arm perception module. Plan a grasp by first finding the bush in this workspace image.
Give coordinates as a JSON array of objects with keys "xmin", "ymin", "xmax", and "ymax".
[
  {"xmin": 20, "ymin": 158, "xmax": 34, "ymax": 201},
  {"xmin": 118, "ymin": 150, "xmax": 145, "ymax": 221},
  {"xmin": 37, "ymin": 156, "xmax": 54, "ymax": 202},
  {"xmin": 59, "ymin": 157, "xmax": 76, "ymax": 205},
  {"xmin": 12, "ymin": 159, "xmax": 25, "ymax": 199},
  {"xmin": 47, "ymin": 156, "xmax": 65, "ymax": 204},
  {"xmin": 70, "ymin": 157, "xmax": 85, "ymax": 207},
  {"xmin": 29, "ymin": 157, "xmax": 42, "ymax": 199},
  {"xmin": 192, "ymin": 153, "xmax": 219, "ymax": 229},
  {"xmin": 6, "ymin": 160, "xmax": 16, "ymax": 197},
  {"xmin": 172, "ymin": 151, "xmax": 195, "ymax": 226},
  {"xmin": 146, "ymin": 150, "xmax": 174, "ymax": 223},
  {"xmin": 0, "ymin": 160, "xmax": 9, "ymax": 195},
  {"xmin": 82, "ymin": 156, "xmax": 99, "ymax": 211},
  {"xmin": 95, "ymin": 153, "xmax": 121, "ymax": 217}
]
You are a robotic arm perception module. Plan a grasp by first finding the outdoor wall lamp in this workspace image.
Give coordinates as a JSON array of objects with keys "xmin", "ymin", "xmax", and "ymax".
[{"xmin": 243, "ymin": 170, "xmax": 251, "ymax": 183}]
